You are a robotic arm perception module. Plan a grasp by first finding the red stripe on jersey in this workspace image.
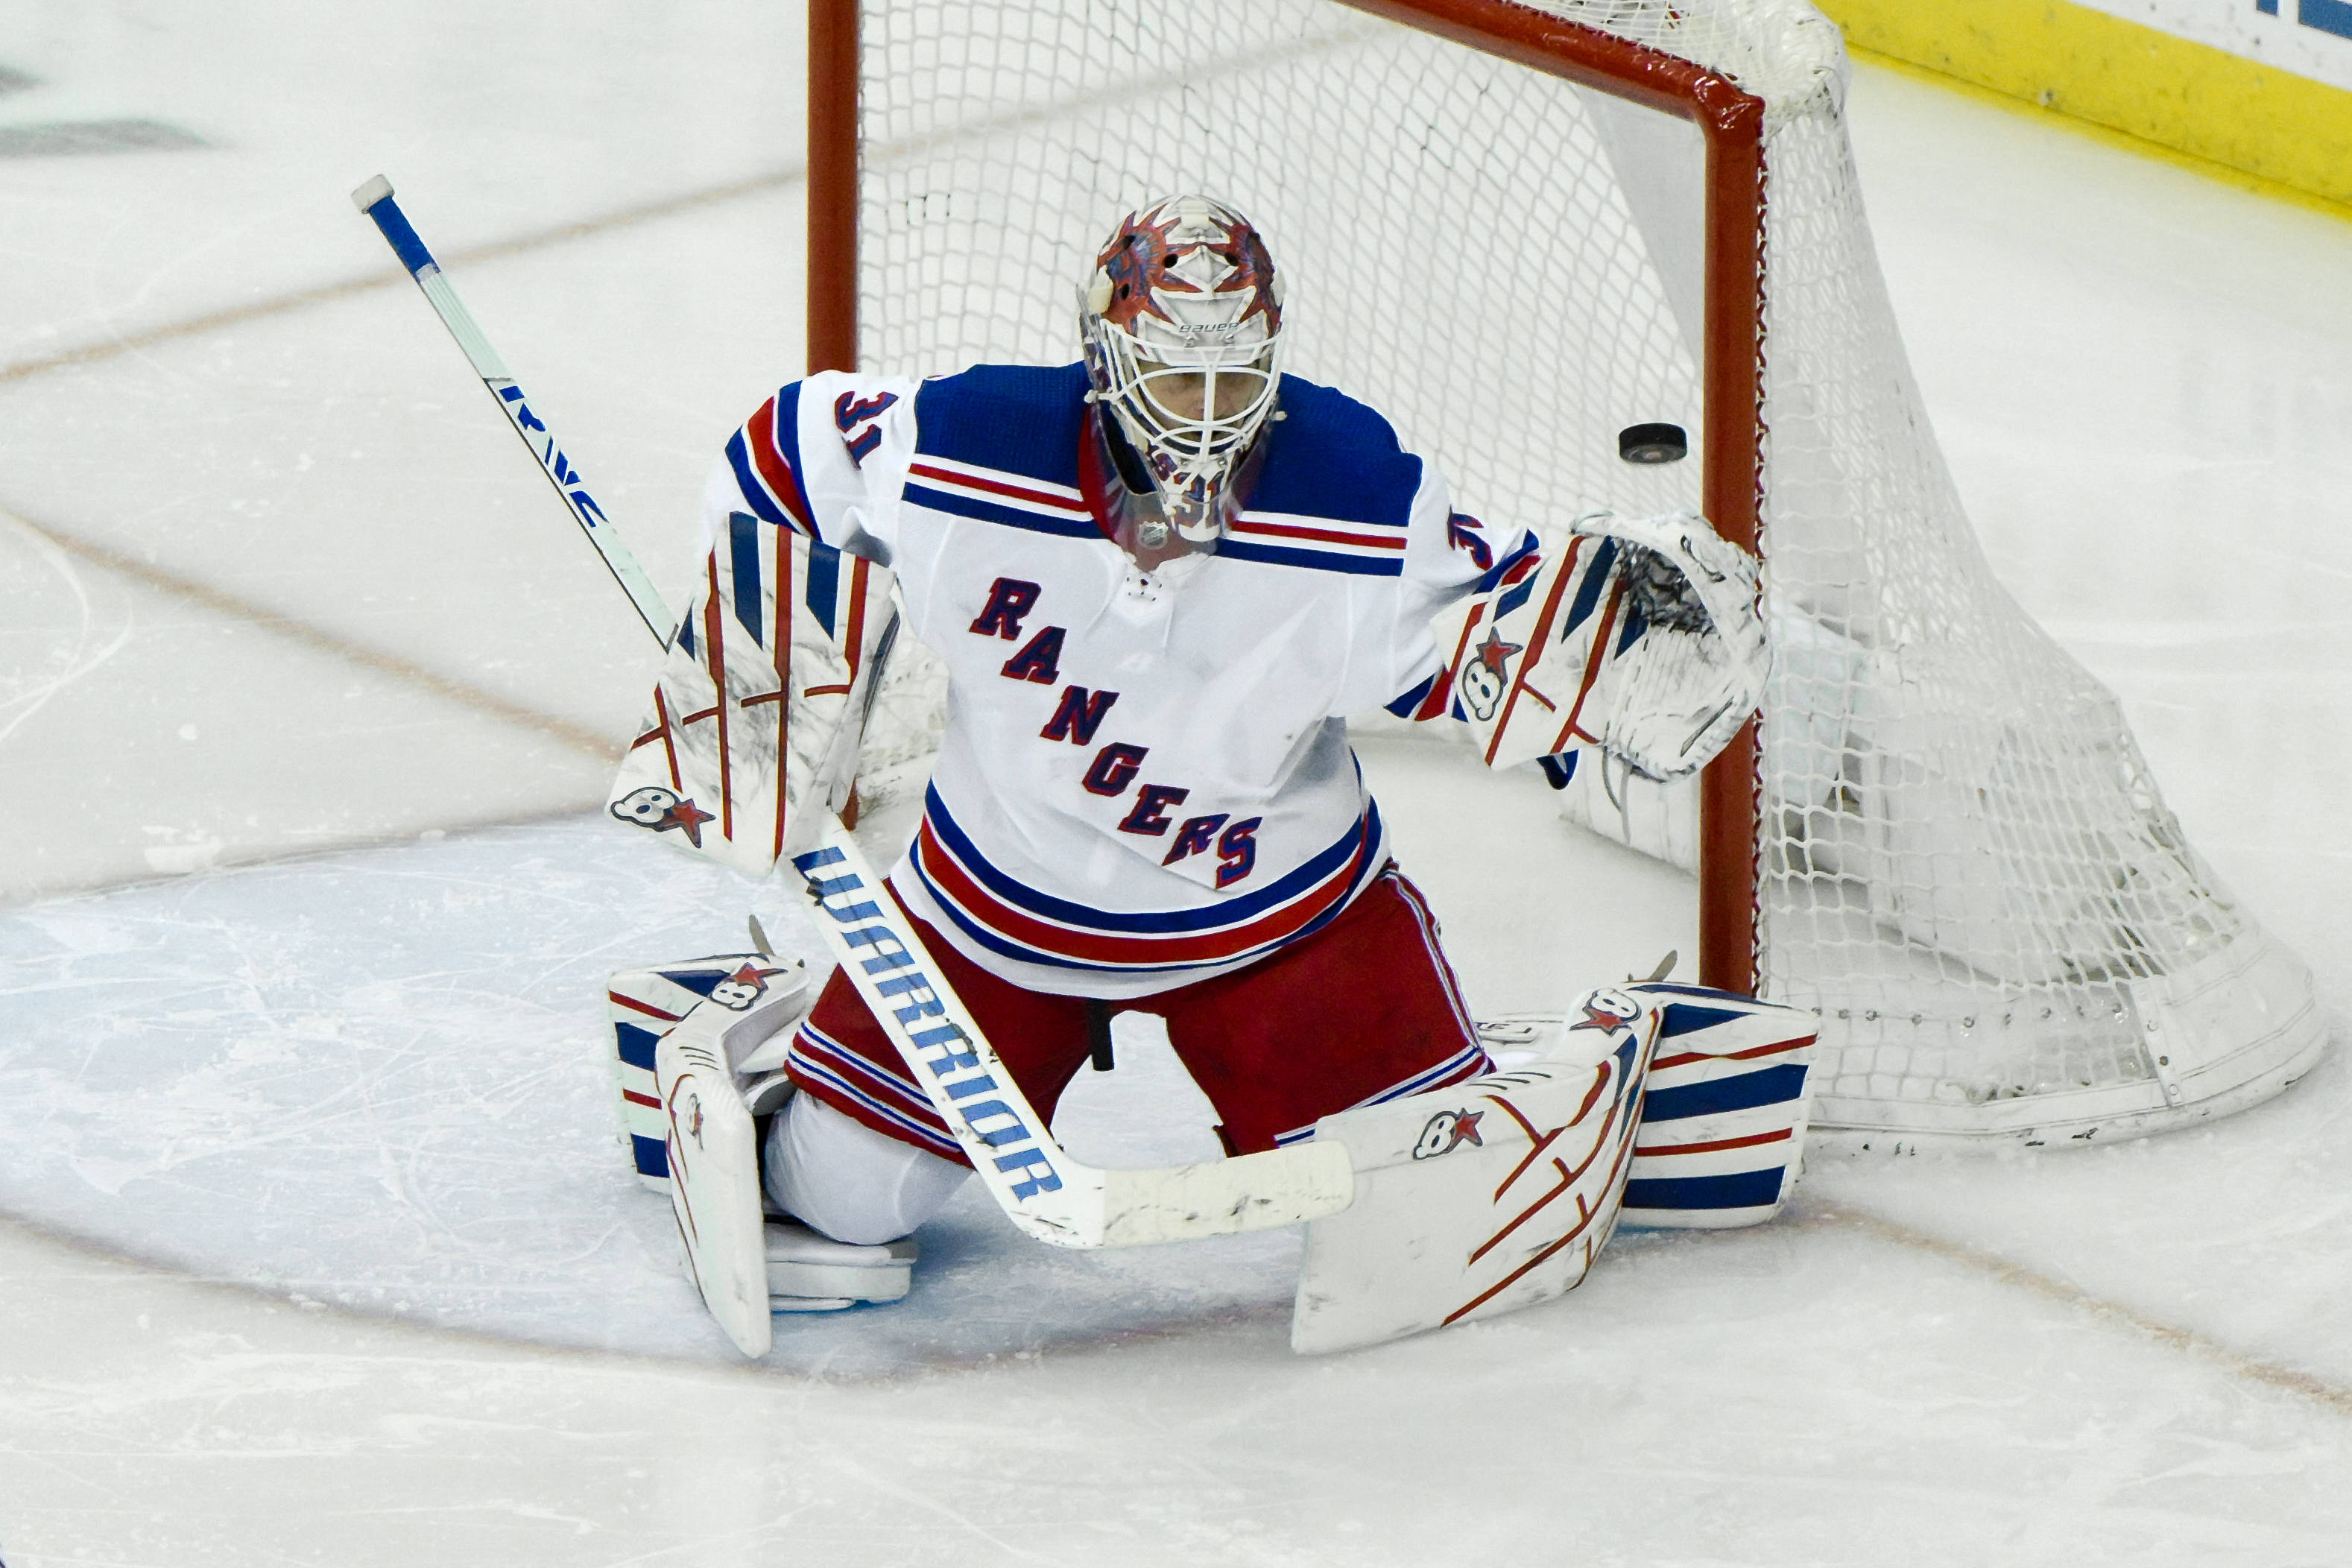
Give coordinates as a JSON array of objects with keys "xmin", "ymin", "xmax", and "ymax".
[
  {"xmin": 912, "ymin": 815, "xmax": 1376, "ymax": 968},
  {"xmin": 1229, "ymin": 518, "xmax": 1406, "ymax": 550},
  {"xmin": 908, "ymin": 461, "xmax": 1089, "ymax": 514},
  {"xmin": 747, "ymin": 394, "xmax": 815, "ymax": 534}
]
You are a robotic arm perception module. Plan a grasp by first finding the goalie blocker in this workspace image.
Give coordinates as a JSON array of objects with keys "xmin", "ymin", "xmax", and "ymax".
[{"xmin": 608, "ymin": 516, "xmax": 897, "ymax": 880}]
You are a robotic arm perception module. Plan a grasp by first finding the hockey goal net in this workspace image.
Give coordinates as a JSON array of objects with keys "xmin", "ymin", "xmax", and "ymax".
[{"xmin": 812, "ymin": 0, "xmax": 2324, "ymax": 1142}]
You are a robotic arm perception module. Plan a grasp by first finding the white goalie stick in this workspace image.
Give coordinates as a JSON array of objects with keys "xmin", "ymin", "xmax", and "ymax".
[
  {"xmin": 357, "ymin": 179, "xmax": 1355, "ymax": 1250},
  {"xmin": 350, "ymin": 174, "xmax": 674, "ymax": 645}
]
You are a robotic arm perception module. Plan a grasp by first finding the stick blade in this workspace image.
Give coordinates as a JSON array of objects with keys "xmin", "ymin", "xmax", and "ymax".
[{"xmin": 1097, "ymin": 1142, "xmax": 1353, "ymax": 1247}]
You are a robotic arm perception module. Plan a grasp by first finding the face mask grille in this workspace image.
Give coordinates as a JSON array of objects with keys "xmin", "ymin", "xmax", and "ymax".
[{"xmin": 1084, "ymin": 314, "xmax": 1282, "ymax": 540}]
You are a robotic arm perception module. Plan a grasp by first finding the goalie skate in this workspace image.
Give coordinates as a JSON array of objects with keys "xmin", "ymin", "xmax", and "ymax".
[
  {"xmin": 765, "ymin": 1221, "xmax": 917, "ymax": 1312},
  {"xmin": 1290, "ymin": 986, "xmax": 1660, "ymax": 1356}
]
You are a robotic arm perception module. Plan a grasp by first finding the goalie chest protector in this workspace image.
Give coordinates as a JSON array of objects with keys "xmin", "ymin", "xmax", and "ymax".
[{"xmin": 665, "ymin": 363, "xmax": 1518, "ymax": 1001}]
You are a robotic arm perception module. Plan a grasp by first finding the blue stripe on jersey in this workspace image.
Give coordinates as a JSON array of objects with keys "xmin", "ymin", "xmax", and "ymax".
[
  {"xmin": 804, "ymin": 537, "xmax": 841, "ymax": 636},
  {"xmin": 1640, "ymin": 1064, "xmax": 1809, "ymax": 1122},
  {"xmin": 924, "ymin": 784, "xmax": 1381, "ymax": 936},
  {"xmin": 1243, "ymin": 375, "xmax": 1420, "ymax": 531},
  {"xmin": 915, "ymin": 843, "xmax": 1380, "ymax": 978},
  {"xmin": 1622, "ymin": 1168, "xmax": 1786, "ymax": 1212},
  {"xmin": 728, "ymin": 510, "xmax": 764, "ymax": 645},
  {"xmin": 1385, "ymin": 672, "xmax": 1437, "ymax": 718},
  {"xmin": 911, "ymin": 364, "xmax": 1090, "ymax": 486},
  {"xmin": 725, "ymin": 431, "xmax": 791, "ymax": 528},
  {"xmin": 1216, "ymin": 538, "xmax": 1405, "ymax": 577},
  {"xmin": 902, "ymin": 481, "xmax": 1100, "ymax": 538}
]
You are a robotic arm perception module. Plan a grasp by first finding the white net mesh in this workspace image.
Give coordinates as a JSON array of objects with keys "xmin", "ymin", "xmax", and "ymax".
[{"xmin": 850, "ymin": 0, "xmax": 2322, "ymax": 1137}]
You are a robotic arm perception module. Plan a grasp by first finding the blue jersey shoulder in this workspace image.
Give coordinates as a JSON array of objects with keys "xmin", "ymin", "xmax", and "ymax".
[
  {"xmin": 911, "ymin": 363, "xmax": 1090, "ymax": 487},
  {"xmin": 1246, "ymin": 375, "xmax": 1422, "ymax": 530}
]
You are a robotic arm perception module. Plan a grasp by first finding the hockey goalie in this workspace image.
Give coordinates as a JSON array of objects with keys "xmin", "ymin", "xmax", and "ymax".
[{"xmin": 605, "ymin": 195, "xmax": 1815, "ymax": 1357}]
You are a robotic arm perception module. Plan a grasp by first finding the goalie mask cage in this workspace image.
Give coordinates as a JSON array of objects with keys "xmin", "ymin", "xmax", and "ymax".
[{"xmin": 808, "ymin": 0, "xmax": 2325, "ymax": 1143}]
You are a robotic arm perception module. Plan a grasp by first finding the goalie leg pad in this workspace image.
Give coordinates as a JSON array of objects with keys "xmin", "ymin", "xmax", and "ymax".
[
  {"xmin": 1620, "ymin": 984, "xmax": 1819, "ymax": 1230},
  {"xmin": 1289, "ymin": 987, "xmax": 1660, "ymax": 1356},
  {"xmin": 658, "ymin": 1005, "xmax": 772, "ymax": 1359}
]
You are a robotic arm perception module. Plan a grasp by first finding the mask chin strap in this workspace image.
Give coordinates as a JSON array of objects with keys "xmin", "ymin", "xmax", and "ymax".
[
  {"xmin": 1096, "ymin": 410, "xmax": 1183, "ymax": 551},
  {"xmin": 1101, "ymin": 408, "xmax": 1157, "ymax": 494}
]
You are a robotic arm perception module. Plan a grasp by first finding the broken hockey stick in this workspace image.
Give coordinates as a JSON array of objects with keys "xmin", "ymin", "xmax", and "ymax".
[
  {"xmin": 350, "ymin": 174, "xmax": 674, "ymax": 644},
  {"xmin": 357, "ymin": 179, "xmax": 1353, "ymax": 1249}
]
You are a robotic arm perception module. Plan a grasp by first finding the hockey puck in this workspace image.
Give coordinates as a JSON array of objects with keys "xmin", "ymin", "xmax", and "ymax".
[{"xmin": 1618, "ymin": 423, "xmax": 1688, "ymax": 464}]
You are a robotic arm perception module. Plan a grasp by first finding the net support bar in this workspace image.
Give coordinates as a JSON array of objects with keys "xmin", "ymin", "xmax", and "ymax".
[
  {"xmin": 809, "ymin": 0, "xmax": 862, "ymax": 374},
  {"xmin": 1344, "ymin": 0, "xmax": 1766, "ymax": 994}
]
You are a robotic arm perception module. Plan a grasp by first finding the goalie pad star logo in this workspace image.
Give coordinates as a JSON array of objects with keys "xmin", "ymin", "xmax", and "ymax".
[
  {"xmin": 1411, "ymin": 1108, "xmax": 1485, "ymax": 1160},
  {"xmin": 1474, "ymin": 627, "xmax": 1522, "ymax": 677},
  {"xmin": 709, "ymin": 961, "xmax": 783, "ymax": 1011},
  {"xmin": 1570, "ymin": 990, "xmax": 1643, "ymax": 1036},
  {"xmin": 610, "ymin": 785, "xmax": 716, "ymax": 848}
]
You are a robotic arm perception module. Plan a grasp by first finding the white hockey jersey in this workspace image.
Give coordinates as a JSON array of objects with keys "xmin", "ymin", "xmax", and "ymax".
[{"xmin": 709, "ymin": 363, "xmax": 1531, "ymax": 1000}]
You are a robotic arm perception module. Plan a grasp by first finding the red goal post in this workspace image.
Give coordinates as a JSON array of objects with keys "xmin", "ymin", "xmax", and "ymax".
[{"xmin": 803, "ymin": 0, "xmax": 1771, "ymax": 996}]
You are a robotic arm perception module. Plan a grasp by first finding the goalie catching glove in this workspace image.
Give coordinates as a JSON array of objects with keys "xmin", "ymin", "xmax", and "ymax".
[
  {"xmin": 1446, "ymin": 508, "xmax": 1766, "ymax": 781},
  {"xmin": 608, "ymin": 519, "xmax": 897, "ymax": 878}
]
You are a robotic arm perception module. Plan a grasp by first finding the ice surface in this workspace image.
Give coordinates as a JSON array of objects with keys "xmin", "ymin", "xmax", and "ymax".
[
  {"xmin": 0, "ymin": 816, "xmax": 1274, "ymax": 1372},
  {"xmin": 4, "ymin": 5, "xmax": 2352, "ymax": 1560},
  {"xmin": 0, "ymin": 735, "xmax": 1692, "ymax": 1376}
]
